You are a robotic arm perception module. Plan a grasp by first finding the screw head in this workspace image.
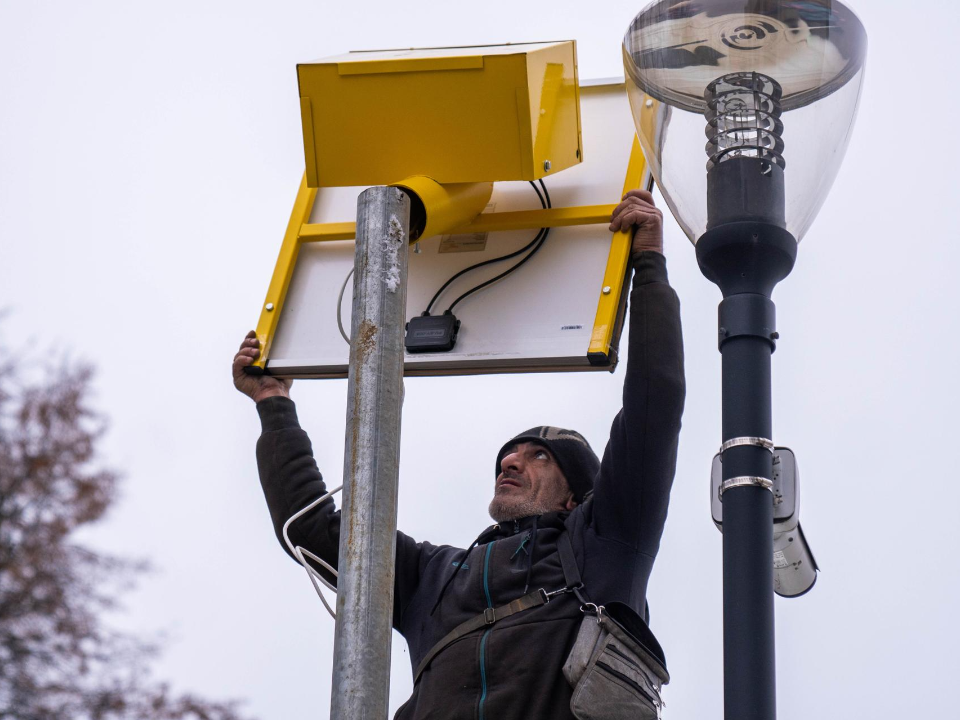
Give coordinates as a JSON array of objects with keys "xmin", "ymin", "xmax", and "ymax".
[
  {"xmin": 265, "ymin": 303, "xmax": 274, "ymax": 312},
  {"xmin": 645, "ymin": 98, "xmax": 654, "ymax": 108},
  {"xmin": 543, "ymin": 160, "xmax": 552, "ymax": 172},
  {"xmin": 602, "ymin": 286, "xmax": 612, "ymax": 295}
]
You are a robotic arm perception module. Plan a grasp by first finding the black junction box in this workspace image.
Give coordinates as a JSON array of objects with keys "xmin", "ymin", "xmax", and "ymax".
[{"xmin": 405, "ymin": 313, "xmax": 461, "ymax": 353}]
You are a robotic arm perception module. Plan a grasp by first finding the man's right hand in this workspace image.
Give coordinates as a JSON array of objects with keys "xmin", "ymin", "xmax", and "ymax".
[
  {"xmin": 609, "ymin": 189, "xmax": 664, "ymax": 258},
  {"xmin": 233, "ymin": 330, "xmax": 292, "ymax": 403}
]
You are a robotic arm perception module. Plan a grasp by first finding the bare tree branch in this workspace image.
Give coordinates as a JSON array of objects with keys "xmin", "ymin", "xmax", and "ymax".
[{"xmin": 0, "ymin": 349, "xmax": 258, "ymax": 720}]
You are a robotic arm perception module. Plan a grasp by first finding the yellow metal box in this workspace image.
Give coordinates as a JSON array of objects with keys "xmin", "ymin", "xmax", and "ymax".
[{"xmin": 297, "ymin": 41, "xmax": 582, "ymax": 188}]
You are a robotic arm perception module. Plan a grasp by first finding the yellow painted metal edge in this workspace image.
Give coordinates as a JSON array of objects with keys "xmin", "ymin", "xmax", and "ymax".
[
  {"xmin": 298, "ymin": 221, "xmax": 358, "ymax": 242},
  {"xmin": 532, "ymin": 62, "xmax": 563, "ymax": 171},
  {"xmin": 337, "ymin": 55, "xmax": 484, "ymax": 76},
  {"xmin": 298, "ymin": 204, "xmax": 619, "ymax": 243},
  {"xmin": 588, "ymin": 135, "xmax": 648, "ymax": 359},
  {"xmin": 463, "ymin": 204, "xmax": 616, "ymax": 233},
  {"xmin": 299, "ymin": 98, "xmax": 319, "ymax": 187},
  {"xmin": 571, "ymin": 42, "xmax": 583, "ymax": 165},
  {"xmin": 515, "ymin": 87, "xmax": 536, "ymax": 181},
  {"xmin": 252, "ymin": 174, "xmax": 318, "ymax": 372}
]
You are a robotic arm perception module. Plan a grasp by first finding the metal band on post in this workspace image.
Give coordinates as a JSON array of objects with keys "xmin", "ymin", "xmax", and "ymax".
[
  {"xmin": 717, "ymin": 293, "xmax": 779, "ymax": 350},
  {"xmin": 720, "ymin": 436, "xmax": 775, "ymax": 454},
  {"xmin": 720, "ymin": 476, "xmax": 774, "ymax": 498}
]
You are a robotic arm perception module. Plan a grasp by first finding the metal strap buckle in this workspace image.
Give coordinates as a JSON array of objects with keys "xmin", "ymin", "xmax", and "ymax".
[
  {"xmin": 720, "ymin": 436, "xmax": 774, "ymax": 454},
  {"xmin": 579, "ymin": 602, "xmax": 605, "ymax": 624},
  {"xmin": 719, "ymin": 475, "xmax": 773, "ymax": 498},
  {"xmin": 544, "ymin": 583, "xmax": 580, "ymax": 601},
  {"xmin": 483, "ymin": 607, "xmax": 496, "ymax": 625}
]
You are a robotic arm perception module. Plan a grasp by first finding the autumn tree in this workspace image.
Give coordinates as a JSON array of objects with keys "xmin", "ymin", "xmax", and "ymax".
[{"xmin": 0, "ymin": 353, "xmax": 257, "ymax": 720}]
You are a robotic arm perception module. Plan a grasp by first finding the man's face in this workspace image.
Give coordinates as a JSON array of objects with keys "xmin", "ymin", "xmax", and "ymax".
[{"xmin": 488, "ymin": 441, "xmax": 577, "ymax": 523}]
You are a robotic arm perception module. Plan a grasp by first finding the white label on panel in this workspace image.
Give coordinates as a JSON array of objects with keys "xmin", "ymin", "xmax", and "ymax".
[{"xmin": 439, "ymin": 232, "xmax": 488, "ymax": 253}]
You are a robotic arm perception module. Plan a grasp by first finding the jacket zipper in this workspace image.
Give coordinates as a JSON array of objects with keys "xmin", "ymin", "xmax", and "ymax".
[{"xmin": 478, "ymin": 541, "xmax": 495, "ymax": 720}]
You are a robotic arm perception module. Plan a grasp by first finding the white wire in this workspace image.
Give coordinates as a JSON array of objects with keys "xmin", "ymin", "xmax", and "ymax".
[
  {"xmin": 282, "ymin": 485, "xmax": 343, "ymax": 620},
  {"xmin": 337, "ymin": 268, "xmax": 355, "ymax": 345},
  {"xmin": 294, "ymin": 547, "xmax": 338, "ymax": 620}
]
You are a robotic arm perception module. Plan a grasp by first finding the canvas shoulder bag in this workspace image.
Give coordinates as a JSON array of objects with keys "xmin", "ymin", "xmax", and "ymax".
[{"xmin": 557, "ymin": 532, "xmax": 670, "ymax": 720}]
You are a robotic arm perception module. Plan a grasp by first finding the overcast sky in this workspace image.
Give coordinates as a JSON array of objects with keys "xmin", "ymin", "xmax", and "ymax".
[{"xmin": 2, "ymin": 1, "xmax": 958, "ymax": 718}]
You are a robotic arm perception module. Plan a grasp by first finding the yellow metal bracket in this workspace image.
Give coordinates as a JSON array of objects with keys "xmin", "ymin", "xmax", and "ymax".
[
  {"xmin": 296, "ymin": 204, "xmax": 620, "ymax": 243},
  {"xmin": 251, "ymin": 175, "xmax": 317, "ymax": 372},
  {"xmin": 253, "ymin": 138, "xmax": 648, "ymax": 373},
  {"xmin": 587, "ymin": 135, "xmax": 649, "ymax": 363}
]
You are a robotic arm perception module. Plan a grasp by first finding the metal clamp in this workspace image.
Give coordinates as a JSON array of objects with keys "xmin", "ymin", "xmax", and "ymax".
[
  {"xmin": 720, "ymin": 436, "xmax": 774, "ymax": 454},
  {"xmin": 719, "ymin": 476, "xmax": 773, "ymax": 498}
]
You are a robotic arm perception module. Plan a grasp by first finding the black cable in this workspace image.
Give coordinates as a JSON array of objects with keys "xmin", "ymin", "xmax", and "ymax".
[
  {"xmin": 529, "ymin": 180, "xmax": 546, "ymax": 210},
  {"xmin": 422, "ymin": 181, "xmax": 549, "ymax": 315},
  {"xmin": 444, "ymin": 178, "xmax": 553, "ymax": 313},
  {"xmin": 538, "ymin": 178, "xmax": 551, "ymax": 209},
  {"xmin": 422, "ymin": 233, "xmax": 540, "ymax": 315},
  {"xmin": 447, "ymin": 225, "xmax": 550, "ymax": 313}
]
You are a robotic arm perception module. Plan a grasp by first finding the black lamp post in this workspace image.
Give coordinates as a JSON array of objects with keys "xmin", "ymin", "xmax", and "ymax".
[{"xmin": 623, "ymin": 2, "xmax": 867, "ymax": 719}]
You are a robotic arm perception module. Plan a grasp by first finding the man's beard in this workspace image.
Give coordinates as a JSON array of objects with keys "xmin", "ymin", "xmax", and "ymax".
[{"xmin": 488, "ymin": 493, "xmax": 554, "ymax": 523}]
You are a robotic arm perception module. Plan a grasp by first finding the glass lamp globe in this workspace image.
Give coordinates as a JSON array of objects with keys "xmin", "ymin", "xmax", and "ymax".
[{"xmin": 623, "ymin": 0, "xmax": 867, "ymax": 244}]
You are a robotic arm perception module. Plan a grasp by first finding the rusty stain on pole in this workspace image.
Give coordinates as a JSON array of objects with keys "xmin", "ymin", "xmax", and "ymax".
[{"xmin": 331, "ymin": 186, "xmax": 410, "ymax": 719}]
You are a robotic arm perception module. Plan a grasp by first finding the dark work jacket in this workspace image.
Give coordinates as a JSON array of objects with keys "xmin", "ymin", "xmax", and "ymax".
[{"xmin": 255, "ymin": 251, "xmax": 685, "ymax": 720}]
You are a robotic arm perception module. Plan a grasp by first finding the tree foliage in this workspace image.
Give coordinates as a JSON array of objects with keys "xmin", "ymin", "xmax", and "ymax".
[{"xmin": 0, "ymin": 356, "xmax": 256, "ymax": 720}]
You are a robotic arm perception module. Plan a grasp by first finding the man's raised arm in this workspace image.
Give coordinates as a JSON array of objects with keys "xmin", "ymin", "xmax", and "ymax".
[
  {"xmin": 233, "ymin": 333, "xmax": 430, "ymax": 625},
  {"xmin": 591, "ymin": 190, "xmax": 686, "ymax": 555},
  {"xmin": 233, "ymin": 333, "xmax": 342, "ymax": 584}
]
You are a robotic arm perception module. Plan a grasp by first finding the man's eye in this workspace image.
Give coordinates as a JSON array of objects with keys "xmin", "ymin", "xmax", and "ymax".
[{"xmin": 534, "ymin": 451, "xmax": 549, "ymax": 460}]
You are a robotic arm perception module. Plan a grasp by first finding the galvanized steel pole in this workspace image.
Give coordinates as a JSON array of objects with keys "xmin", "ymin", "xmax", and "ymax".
[{"xmin": 331, "ymin": 186, "xmax": 410, "ymax": 720}]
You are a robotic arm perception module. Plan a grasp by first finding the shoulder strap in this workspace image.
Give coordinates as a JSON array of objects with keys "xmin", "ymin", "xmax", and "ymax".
[
  {"xmin": 557, "ymin": 528, "xmax": 592, "ymax": 606},
  {"xmin": 556, "ymin": 529, "xmax": 582, "ymax": 589},
  {"xmin": 413, "ymin": 588, "xmax": 548, "ymax": 684},
  {"xmin": 414, "ymin": 528, "xmax": 588, "ymax": 685},
  {"xmin": 559, "ymin": 529, "xmax": 649, "ymax": 622}
]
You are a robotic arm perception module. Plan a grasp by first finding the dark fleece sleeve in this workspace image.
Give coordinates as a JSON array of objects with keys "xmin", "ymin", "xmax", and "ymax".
[
  {"xmin": 255, "ymin": 396, "xmax": 425, "ymax": 628},
  {"xmin": 590, "ymin": 251, "xmax": 686, "ymax": 556},
  {"xmin": 256, "ymin": 397, "xmax": 341, "ymax": 584}
]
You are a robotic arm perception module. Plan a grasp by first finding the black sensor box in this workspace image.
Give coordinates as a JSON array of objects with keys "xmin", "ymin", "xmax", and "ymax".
[{"xmin": 405, "ymin": 314, "xmax": 461, "ymax": 353}]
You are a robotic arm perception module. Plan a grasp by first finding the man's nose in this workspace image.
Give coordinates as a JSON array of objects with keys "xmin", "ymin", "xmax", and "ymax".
[{"xmin": 501, "ymin": 450, "xmax": 523, "ymax": 473}]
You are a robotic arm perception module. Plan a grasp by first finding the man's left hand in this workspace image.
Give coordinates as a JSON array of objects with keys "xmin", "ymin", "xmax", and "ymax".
[{"xmin": 609, "ymin": 189, "xmax": 663, "ymax": 258}]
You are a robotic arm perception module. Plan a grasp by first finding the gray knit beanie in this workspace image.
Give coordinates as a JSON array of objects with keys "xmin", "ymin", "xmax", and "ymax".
[{"xmin": 495, "ymin": 426, "xmax": 600, "ymax": 502}]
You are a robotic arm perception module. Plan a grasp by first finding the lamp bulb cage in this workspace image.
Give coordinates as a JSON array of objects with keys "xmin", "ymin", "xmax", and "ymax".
[{"xmin": 623, "ymin": 0, "xmax": 867, "ymax": 243}]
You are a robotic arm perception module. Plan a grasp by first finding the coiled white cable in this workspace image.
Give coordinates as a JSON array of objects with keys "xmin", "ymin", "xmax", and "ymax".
[
  {"xmin": 281, "ymin": 485, "xmax": 343, "ymax": 619},
  {"xmin": 337, "ymin": 269, "xmax": 354, "ymax": 345}
]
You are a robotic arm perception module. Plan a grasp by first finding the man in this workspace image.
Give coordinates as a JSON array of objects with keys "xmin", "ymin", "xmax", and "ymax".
[{"xmin": 232, "ymin": 190, "xmax": 685, "ymax": 719}]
